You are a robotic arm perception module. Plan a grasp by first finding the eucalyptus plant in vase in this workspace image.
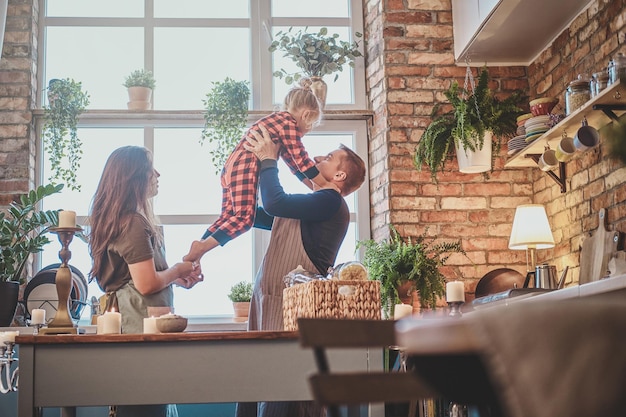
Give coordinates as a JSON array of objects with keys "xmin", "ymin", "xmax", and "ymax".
[
  {"xmin": 43, "ymin": 78, "xmax": 90, "ymax": 191},
  {"xmin": 269, "ymin": 27, "xmax": 363, "ymax": 107}
]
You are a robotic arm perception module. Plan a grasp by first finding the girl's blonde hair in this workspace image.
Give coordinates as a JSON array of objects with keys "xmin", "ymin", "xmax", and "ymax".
[{"xmin": 282, "ymin": 78, "xmax": 323, "ymax": 130}]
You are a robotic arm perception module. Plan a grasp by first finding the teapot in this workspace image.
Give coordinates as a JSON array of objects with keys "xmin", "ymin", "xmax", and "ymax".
[{"xmin": 523, "ymin": 265, "xmax": 569, "ymax": 289}]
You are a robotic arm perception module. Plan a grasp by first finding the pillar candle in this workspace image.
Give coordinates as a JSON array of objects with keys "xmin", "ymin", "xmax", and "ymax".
[
  {"xmin": 143, "ymin": 317, "xmax": 160, "ymax": 334},
  {"xmin": 446, "ymin": 281, "xmax": 465, "ymax": 302},
  {"xmin": 31, "ymin": 308, "xmax": 46, "ymax": 325},
  {"xmin": 394, "ymin": 303, "xmax": 413, "ymax": 320},
  {"xmin": 96, "ymin": 315, "xmax": 104, "ymax": 334},
  {"xmin": 58, "ymin": 210, "xmax": 76, "ymax": 228},
  {"xmin": 3, "ymin": 331, "xmax": 18, "ymax": 343},
  {"xmin": 100, "ymin": 311, "xmax": 122, "ymax": 334}
]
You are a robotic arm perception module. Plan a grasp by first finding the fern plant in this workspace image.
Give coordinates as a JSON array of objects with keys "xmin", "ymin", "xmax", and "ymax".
[
  {"xmin": 415, "ymin": 67, "xmax": 526, "ymax": 180},
  {"xmin": 43, "ymin": 78, "xmax": 90, "ymax": 191},
  {"xmin": 357, "ymin": 225, "xmax": 465, "ymax": 318},
  {"xmin": 201, "ymin": 78, "xmax": 250, "ymax": 174},
  {"xmin": 0, "ymin": 184, "xmax": 64, "ymax": 283}
]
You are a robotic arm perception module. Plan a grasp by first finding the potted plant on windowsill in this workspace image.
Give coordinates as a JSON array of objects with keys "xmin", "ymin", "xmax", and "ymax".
[
  {"xmin": 414, "ymin": 67, "xmax": 526, "ymax": 180},
  {"xmin": 123, "ymin": 69, "xmax": 156, "ymax": 110},
  {"xmin": 43, "ymin": 78, "xmax": 90, "ymax": 191},
  {"xmin": 357, "ymin": 225, "xmax": 465, "ymax": 319},
  {"xmin": 269, "ymin": 27, "xmax": 363, "ymax": 107},
  {"xmin": 201, "ymin": 77, "xmax": 250, "ymax": 174},
  {"xmin": 0, "ymin": 184, "xmax": 64, "ymax": 326},
  {"xmin": 228, "ymin": 280, "xmax": 253, "ymax": 322}
]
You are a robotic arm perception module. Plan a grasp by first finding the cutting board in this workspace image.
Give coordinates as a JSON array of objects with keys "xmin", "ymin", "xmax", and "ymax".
[{"xmin": 579, "ymin": 208, "xmax": 624, "ymax": 284}]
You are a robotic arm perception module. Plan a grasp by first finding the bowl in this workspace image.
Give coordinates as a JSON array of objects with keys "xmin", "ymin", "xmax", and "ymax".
[
  {"xmin": 529, "ymin": 97, "xmax": 559, "ymax": 116},
  {"xmin": 155, "ymin": 315, "xmax": 188, "ymax": 333}
]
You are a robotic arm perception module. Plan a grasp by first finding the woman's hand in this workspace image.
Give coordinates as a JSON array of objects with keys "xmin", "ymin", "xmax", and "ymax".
[
  {"xmin": 244, "ymin": 125, "xmax": 280, "ymax": 161},
  {"xmin": 174, "ymin": 261, "xmax": 204, "ymax": 289}
]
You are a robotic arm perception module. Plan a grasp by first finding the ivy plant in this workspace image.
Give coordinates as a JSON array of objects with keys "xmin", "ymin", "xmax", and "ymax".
[
  {"xmin": 201, "ymin": 78, "xmax": 250, "ymax": 174},
  {"xmin": 269, "ymin": 27, "xmax": 363, "ymax": 85},
  {"xmin": 42, "ymin": 78, "xmax": 90, "ymax": 191},
  {"xmin": 358, "ymin": 225, "xmax": 465, "ymax": 318}
]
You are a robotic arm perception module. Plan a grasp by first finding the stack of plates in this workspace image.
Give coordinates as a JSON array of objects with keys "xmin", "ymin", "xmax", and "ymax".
[
  {"xmin": 524, "ymin": 115, "xmax": 551, "ymax": 143},
  {"xmin": 507, "ymin": 135, "xmax": 527, "ymax": 155}
]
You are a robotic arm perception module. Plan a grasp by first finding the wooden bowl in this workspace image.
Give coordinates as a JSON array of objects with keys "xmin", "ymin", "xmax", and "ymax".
[{"xmin": 155, "ymin": 315, "xmax": 188, "ymax": 333}]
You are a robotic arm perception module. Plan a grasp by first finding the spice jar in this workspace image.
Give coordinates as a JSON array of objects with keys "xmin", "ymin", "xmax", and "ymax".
[
  {"xmin": 565, "ymin": 74, "xmax": 591, "ymax": 116},
  {"xmin": 609, "ymin": 52, "xmax": 626, "ymax": 84},
  {"xmin": 591, "ymin": 68, "xmax": 609, "ymax": 98}
]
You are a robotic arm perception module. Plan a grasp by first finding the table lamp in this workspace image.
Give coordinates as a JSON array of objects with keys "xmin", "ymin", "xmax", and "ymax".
[{"xmin": 508, "ymin": 204, "xmax": 555, "ymax": 272}]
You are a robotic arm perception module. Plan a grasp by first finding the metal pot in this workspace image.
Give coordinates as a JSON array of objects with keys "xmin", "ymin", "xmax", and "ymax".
[{"xmin": 533, "ymin": 264, "xmax": 569, "ymax": 289}]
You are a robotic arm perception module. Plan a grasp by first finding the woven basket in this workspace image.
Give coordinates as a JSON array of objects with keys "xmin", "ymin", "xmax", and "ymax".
[{"xmin": 283, "ymin": 280, "xmax": 382, "ymax": 331}]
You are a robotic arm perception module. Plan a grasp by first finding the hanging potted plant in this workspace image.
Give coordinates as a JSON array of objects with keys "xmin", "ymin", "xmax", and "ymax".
[
  {"xmin": 227, "ymin": 280, "xmax": 253, "ymax": 322},
  {"xmin": 123, "ymin": 69, "xmax": 156, "ymax": 110},
  {"xmin": 201, "ymin": 77, "xmax": 250, "ymax": 174},
  {"xmin": 357, "ymin": 225, "xmax": 465, "ymax": 319},
  {"xmin": 268, "ymin": 27, "xmax": 363, "ymax": 107},
  {"xmin": 43, "ymin": 78, "xmax": 90, "ymax": 191},
  {"xmin": 0, "ymin": 184, "xmax": 64, "ymax": 326},
  {"xmin": 414, "ymin": 67, "xmax": 526, "ymax": 180}
]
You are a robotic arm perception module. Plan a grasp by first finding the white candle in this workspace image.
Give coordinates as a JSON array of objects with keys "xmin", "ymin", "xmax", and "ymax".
[
  {"xmin": 31, "ymin": 308, "xmax": 46, "ymax": 325},
  {"xmin": 96, "ymin": 315, "xmax": 105, "ymax": 334},
  {"xmin": 0, "ymin": 332, "xmax": 5, "ymax": 345},
  {"xmin": 394, "ymin": 304, "xmax": 413, "ymax": 320},
  {"xmin": 3, "ymin": 331, "xmax": 18, "ymax": 343},
  {"xmin": 143, "ymin": 317, "xmax": 160, "ymax": 334},
  {"xmin": 58, "ymin": 210, "xmax": 76, "ymax": 228},
  {"xmin": 100, "ymin": 311, "xmax": 122, "ymax": 334},
  {"xmin": 446, "ymin": 281, "xmax": 465, "ymax": 302}
]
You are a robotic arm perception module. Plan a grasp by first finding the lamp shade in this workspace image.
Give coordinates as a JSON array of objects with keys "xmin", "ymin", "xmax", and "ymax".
[{"xmin": 508, "ymin": 204, "xmax": 555, "ymax": 250}]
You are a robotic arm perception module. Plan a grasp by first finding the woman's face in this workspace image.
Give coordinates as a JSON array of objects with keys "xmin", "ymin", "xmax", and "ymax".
[{"xmin": 147, "ymin": 168, "xmax": 160, "ymax": 198}]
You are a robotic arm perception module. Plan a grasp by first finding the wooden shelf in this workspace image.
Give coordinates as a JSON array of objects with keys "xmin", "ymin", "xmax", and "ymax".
[{"xmin": 505, "ymin": 80, "xmax": 626, "ymax": 168}]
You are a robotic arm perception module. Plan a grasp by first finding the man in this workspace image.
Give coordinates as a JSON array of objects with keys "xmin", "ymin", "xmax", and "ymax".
[{"xmin": 236, "ymin": 125, "xmax": 366, "ymax": 417}]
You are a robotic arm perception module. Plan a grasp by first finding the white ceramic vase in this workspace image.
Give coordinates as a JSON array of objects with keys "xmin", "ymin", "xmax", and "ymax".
[{"xmin": 455, "ymin": 131, "xmax": 493, "ymax": 173}]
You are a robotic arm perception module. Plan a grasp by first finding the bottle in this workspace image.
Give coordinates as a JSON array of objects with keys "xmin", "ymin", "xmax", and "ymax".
[{"xmin": 565, "ymin": 74, "xmax": 591, "ymax": 116}]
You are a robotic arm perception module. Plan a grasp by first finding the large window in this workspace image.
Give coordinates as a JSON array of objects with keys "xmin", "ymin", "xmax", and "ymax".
[{"xmin": 38, "ymin": 0, "xmax": 369, "ymax": 318}]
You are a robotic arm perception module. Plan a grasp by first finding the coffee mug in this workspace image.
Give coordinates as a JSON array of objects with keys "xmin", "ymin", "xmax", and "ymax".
[
  {"xmin": 538, "ymin": 149, "xmax": 558, "ymax": 171},
  {"xmin": 573, "ymin": 122, "xmax": 600, "ymax": 151},
  {"xmin": 555, "ymin": 136, "xmax": 576, "ymax": 162}
]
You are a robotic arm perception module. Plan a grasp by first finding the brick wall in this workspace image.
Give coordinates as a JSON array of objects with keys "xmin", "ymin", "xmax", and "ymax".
[{"xmin": 0, "ymin": 0, "xmax": 37, "ymax": 206}]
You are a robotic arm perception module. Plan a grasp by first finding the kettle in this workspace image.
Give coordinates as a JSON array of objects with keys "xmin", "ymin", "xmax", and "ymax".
[{"xmin": 523, "ymin": 265, "xmax": 569, "ymax": 289}]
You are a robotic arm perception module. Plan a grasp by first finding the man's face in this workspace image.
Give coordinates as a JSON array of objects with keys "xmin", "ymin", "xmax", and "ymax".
[{"xmin": 314, "ymin": 149, "xmax": 346, "ymax": 181}]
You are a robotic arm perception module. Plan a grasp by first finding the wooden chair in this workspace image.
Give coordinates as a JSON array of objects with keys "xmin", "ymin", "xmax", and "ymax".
[{"xmin": 297, "ymin": 318, "xmax": 436, "ymax": 417}]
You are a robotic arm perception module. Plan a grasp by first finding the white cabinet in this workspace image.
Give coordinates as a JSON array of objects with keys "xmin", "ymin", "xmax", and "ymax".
[{"xmin": 452, "ymin": 0, "xmax": 594, "ymax": 65}]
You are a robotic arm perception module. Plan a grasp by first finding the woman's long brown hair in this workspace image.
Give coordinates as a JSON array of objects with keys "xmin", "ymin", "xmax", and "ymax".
[{"xmin": 88, "ymin": 146, "xmax": 160, "ymax": 282}]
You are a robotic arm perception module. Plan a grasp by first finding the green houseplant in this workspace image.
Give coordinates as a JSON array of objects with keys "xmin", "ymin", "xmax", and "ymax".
[
  {"xmin": 228, "ymin": 280, "xmax": 253, "ymax": 322},
  {"xmin": 357, "ymin": 225, "xmax": 465, "ymax": 318},
  {"xmin": 43, "ymin": 79, "xmax": 90, "ymax": 191},
  {"xmin": 123, "ymin": 69, "xmax": 156, "ymax": 110},
  {"xmin": 123, "ymin": 69, "xmax": 157, "ymax": 89},
  {"xmin": 414, "ymin": 67, "xmax": 526, "ymax": 180},
  {"xmin": 269, "ymin": 26, "xmax": 363, "ymax": 85},
  {"xmin": 0, "ymin": 184, "xmax": 64, "ymax": 326},
  {"xmin": 201, "ymin": 78, "xmax": 250, "ymax": 173}
]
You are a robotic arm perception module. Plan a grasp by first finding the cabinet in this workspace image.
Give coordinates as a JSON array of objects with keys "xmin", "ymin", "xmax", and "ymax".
[{"xmin": 452, "ymin": 0, "xmax": 594, "ymax": 65}]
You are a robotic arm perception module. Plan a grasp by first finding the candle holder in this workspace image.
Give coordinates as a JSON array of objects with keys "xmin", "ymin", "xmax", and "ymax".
[
  {"xmin": 40, "ymin": 226, "xmax": 82, "ymax": 335},
  {"xmin": 447, "ymin": 301, "xmax": 464, "ymax": 318},
  {"xmin": 28, "ymin": 322, "xmax": 45, "ymax": 335},
  {"xmin": 0, "ymin": 342, "xmax": 18, "ymax": 394}
]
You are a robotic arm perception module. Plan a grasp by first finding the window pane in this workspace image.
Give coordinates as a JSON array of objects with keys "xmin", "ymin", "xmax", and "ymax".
[
  {"xmin": 272, "ymin": 26, "xmax": 356, "ymax": 105},
  {"xmin": 272, "ymin": 0, "xmax": 349, "ymax": 18},
  {"xmin": 45, "ymin": 27, "xmax": 144, "ymax": 109},
  {"xmin": 46, "ymin": 0, "xmax": 143, "ymax": 17},
  {"xmin": 153, "ymin": 128, "xmax": 223, "ymax": 215},
  {"xmin": 154, "ymin": 0, "xmax": 249, "ymax": 18},
  {"xmin": 154, "ymin": 28, "xmax": 250, "ymax": 110}
]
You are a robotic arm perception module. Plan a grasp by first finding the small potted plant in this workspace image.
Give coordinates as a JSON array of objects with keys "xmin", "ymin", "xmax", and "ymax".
[
  {"xmin": 0, "ymin": 184, "xmax": 64, "ymax": 326},
  {"xmin": 357, "ymin": 225, "xmax": 465, "ymax": 319},
  {"xmin": 269, "ymin": 27, "xmax": 363, "ymax": 107},
  {"xmin": 201, "ymin": 77, "xmax": 250, "ymax": 174},
  {"xmin": 123, "ymin": 69, "xmax": 156, "ymax": 110},
  {"xmin": 43, "ymin": 78, "xmax": 90, "ymax": 191},
  {"xmin": 227, "ymin": 280, "xmax": 253, "ymax": 321},
  {"xmin": 414, "ymin": 67, "xmax": 526, "ymax": 180}
]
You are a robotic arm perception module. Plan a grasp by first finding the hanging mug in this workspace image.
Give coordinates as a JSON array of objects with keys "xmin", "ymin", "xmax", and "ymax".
[
  {"xmin": 538, "ymin": 148, "xmax": 558, "ymax": 171},
  {"xmin": 555, "ymin": 135, "xmax": 576, "ymax": 162},
  {"xmin": 573, "ymin": 118, "xmax": 600, "ymax": 151}
]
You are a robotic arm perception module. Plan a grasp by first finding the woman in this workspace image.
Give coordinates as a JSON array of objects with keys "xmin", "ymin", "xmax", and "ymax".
[{"xmin": 88, "ymin": 145, "xmax": 203, "ymax": 417}]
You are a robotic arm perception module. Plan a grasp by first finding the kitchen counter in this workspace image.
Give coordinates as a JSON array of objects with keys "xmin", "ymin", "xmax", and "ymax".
[{"xmin": 15, "ymin": 331, "xmax": 383, "ymax": 417}]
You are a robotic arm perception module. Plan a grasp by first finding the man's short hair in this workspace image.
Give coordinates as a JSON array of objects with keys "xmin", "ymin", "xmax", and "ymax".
[{"xmin": 338, "ymin": 144, "xmax": 366, "ymax": 196}]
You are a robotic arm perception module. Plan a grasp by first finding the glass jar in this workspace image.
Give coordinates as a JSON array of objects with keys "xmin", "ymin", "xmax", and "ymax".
[
  {"xmin": 591, "ymin": 68, "xmax": 609, "ymax": 98},
  {"xmin": 565, "ymin": 74, "xmax": 591, "ymax": 116},
  {"xmin": 609, "ymin": 52, "xmax": 626, "ymax": 84}
]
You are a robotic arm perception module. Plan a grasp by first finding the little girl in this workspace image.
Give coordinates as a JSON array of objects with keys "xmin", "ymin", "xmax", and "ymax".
[{"xmin": 184, "ymin": 79, "xmax": 325, "ymax": 261}]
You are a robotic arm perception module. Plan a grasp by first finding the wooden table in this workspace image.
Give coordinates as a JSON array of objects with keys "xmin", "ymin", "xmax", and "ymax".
[{"xmin": 16, "ymin": 331, "xmax": 382, "ymax": 417}]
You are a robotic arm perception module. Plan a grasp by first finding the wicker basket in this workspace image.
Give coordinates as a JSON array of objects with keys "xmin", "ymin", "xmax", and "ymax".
[{"xmin": 283, "ymin": 280, "xmax": 382, "ymax": 331}]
